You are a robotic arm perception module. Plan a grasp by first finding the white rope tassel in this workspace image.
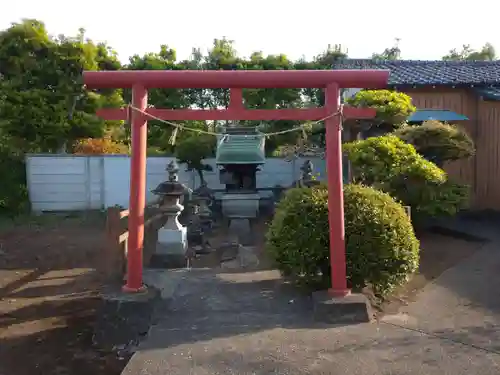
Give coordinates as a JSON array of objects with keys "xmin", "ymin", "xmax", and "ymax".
[
  {"xmin": 169, "ymin": 127, "xmax": 179, "ymax": 145},
  {"xmin": 301, "ymin": 126, "xmax": 308, "ymax": 141},
  {"xmin": 338, "ymin": 104, "xmax": 345, "ymax": 131}
]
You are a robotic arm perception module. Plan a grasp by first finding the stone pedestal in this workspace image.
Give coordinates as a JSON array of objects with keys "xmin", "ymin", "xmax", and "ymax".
[
  {"xmin": 93, "ymin": 285, "xmax": 160, "ymax": 352},
  {"xmin": 221, "ymin": 193, "xmax": 260, "ymax": 219},
  {"xmin": 228, "ymin": 218, "xmax": 253, "ymax": 246},
  {"xmin": 156, "ymin": 226, "xmax": 187, "ymax": 255},
  {"xmin": 151, "ymin": 203, "xmax": 188, "ymax": 268},
  {"xmin": 312, "ymin": 290, "xmax": 372, "ymax": 325}
]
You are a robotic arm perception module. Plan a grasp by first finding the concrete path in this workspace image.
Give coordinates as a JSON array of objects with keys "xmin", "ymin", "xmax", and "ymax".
[{"xmin": 123, "ymin": 221, "xmax": 500, "ymax": 374}]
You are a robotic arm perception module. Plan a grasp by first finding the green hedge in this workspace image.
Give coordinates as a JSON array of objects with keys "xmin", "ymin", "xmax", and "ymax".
[{"xmin": 266, "ymin": 184, "xmax": 420, "ymax": 296}]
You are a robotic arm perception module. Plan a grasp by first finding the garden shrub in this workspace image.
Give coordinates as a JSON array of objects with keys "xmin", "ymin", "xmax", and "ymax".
[
  {"xmin": 346, "ymin": 90, "xmax": 416, "ymax": 130},
  {"xmin": 266, "ymin": 184, "xmax": 420, "ymax": 296},
  {"xmin": 0, "ymin": 134, "xmax": 28, "ymax": 215},
  {"xmin": 0, "ymin": 152, "xmax": 28, "ymax": 215},
  {"xmin": 393, "ymin": 120, "xmax": 475, "ymax": 167},
  {"xmin": 344, "ymin": 135, "xmax": 469, "ymax": 220}
]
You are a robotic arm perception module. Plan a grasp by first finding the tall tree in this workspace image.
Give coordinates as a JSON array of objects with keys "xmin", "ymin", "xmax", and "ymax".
[
  {"xmin": 298, "ymin": 44, "xmax": 348, "ymax": 107},
  {"xmin": 0, "ymin": 19, "xmax": 123, "ymax": 212},
  {"xmin": 243, "ymin": 52, "xmax": 305, "ymax": 152},
  {"xmin": 203, "ymin": 37, "xmax": 244, "ymax": 111},
  {"xmin": 0, "ymin": 20, "xmax": 122, "ymax": 153},
  {"xmin": 125, "ymin": 45, "xmax": 211, "ymax": 152},
  {"xmin": 442, "ymin": 43, "xmax": 496, "ymax": 61},
  {"xmin": 372, "ymin": 38, "xmax": 401, "ymax": 60}
]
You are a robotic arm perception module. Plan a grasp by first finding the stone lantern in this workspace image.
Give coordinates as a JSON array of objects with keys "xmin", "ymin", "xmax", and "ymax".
[{"xmin": 151, "ymin": 160, "xmax": 190, "ymax": 267}]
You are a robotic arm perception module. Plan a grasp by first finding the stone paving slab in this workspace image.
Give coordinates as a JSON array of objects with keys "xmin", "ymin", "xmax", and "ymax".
[
  {"xmin": 163, "ymin": 270, "xmax": 310, "ymax": 315},
  {"xmin": 143, "ymin": 268, "xmax": 189, "ymax": 301},
  {"xmin": 123, "ymin": 321, "xmax": 500, "ymax": 375},
  {"xmin": 381, "ymin": 239, "xmax": 500, "ymax": 353}
]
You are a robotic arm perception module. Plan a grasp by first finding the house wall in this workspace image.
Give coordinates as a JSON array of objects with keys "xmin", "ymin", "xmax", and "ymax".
[
  {"xmin": 26, "ymin": 155, "xmax": 327, "ymax": 212},
  {"xmin": 475, "ymin": 99, "xmax": 500, "ymax": 210},
  {"xmin": 401, "ymin": 87, "xmax": 500, "ymax": 210}
]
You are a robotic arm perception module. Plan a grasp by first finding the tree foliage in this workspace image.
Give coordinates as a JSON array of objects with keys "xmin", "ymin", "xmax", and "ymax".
[
  {"xmin": 346, "ymin": 90, "xmax": 416, "ymax": 136},
  {"xmin": 73, "ymin": 137, "xmax": 129, "ymax": 155},
  {"xmin": 0, "ymin": 20, "xmax": 123, "ymax": 153},
  {"xmin": 372, "ymin": 38, "xmax": 402, "ymax": 60},
  {"xmin": 174, "ymin": 134, "xmax": 216, "ymax": 185},
  {"xmin": 344, "ymin": 135, "xmax": 469, "ymax": 221},
  {"xmin": 123, "ymin": 38, "xmax": 346, "ymax": 155},
  {"xmin": 393, "ymin": 120, "xmax": 475, "ymax": 167},
  {"xmin": 443, "ymin": 43, "xmax": 496, "ymax": 61}
]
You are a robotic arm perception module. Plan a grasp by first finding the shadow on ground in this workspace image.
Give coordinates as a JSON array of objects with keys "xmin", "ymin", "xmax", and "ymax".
[
  {"xmin": 424, "ymin": 216, "xmax": 500, "ymax": 316},
  {"xmin": 141, "ymin": 268, "xmax": 354, "ymax": 351},
  {"xmin": 0, "ymin": 212, "xmax": 127, "ymax": 375},
  {"xmin": 125, "ymin": 269, "xmax": 500, "ymax": 375}
]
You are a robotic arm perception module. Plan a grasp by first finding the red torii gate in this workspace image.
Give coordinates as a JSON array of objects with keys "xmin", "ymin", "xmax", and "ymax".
[{"xmin": 83, "ymin": 69, "xmax": 389, "ymax": 296}]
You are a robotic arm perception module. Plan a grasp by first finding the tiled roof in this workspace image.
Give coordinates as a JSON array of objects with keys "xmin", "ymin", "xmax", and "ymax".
[
  {"xmin": 333, "ymin": 59, "xmax": 500, "ymax": 86},
  {"xmin": 475, "ymin": 87, "xmax": 500, "ymax": 100}
]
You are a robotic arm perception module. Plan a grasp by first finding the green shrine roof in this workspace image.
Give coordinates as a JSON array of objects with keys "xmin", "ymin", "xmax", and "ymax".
[{"xmin": 215, "ymin": 127, "xmax": 266, "ymax": 165}]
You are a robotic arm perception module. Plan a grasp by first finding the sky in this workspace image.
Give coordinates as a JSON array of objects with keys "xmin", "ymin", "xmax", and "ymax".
[{"xmin": 1, "ymin": 1, "xmax": 499, "ymax": 63}]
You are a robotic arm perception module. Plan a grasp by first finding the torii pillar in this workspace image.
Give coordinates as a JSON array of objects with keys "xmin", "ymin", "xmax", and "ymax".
[{"xmin": 83, "ymin": 70, "xmax": 389, "ymax": 300}]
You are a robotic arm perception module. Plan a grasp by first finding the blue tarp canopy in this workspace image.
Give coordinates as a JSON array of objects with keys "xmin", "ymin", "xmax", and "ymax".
[{"xmin": 408, "ymin": 109, "xmax": 469, "ymax": 122}]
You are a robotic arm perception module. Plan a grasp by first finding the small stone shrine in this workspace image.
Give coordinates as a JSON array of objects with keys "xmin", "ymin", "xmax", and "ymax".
[
  {"xmin": 151, "ymin": 160, "xmax": 190, "ymax": 268},
  {"xmin": 216, "ymin": 126, "xmax": 265, "ymax": 220}
]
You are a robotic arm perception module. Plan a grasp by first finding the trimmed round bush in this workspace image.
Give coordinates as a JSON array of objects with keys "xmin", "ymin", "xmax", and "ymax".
[{"xmin": 265, "ymin": 184, "xmax": 420, "ymax": 296}]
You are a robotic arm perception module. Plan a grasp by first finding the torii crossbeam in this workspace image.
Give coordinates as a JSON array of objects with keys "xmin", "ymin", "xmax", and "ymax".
[{"xmin": 83, "ymin": 69, "xmax": 389, "ymax": 296}]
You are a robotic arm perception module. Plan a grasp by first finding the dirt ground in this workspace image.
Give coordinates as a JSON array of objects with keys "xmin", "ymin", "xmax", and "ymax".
[{"xmin": 0, "ymin": 212, "xmax": 128, "ymax": 375}]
